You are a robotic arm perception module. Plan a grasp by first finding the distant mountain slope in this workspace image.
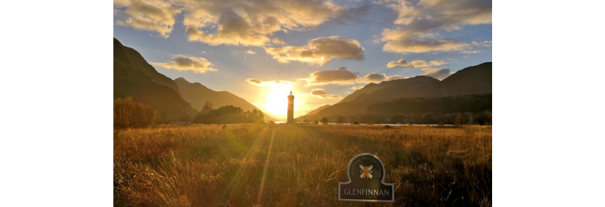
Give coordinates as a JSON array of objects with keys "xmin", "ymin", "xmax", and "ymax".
[
  {"xmin": 304, "ymin": 105, "xmax": 331, "ymax": 116},
  {"xmin": 340, "ymin": 83, "xmax": 389, "ymax": 103},
  {"xmin": 442, "ymin": 62, "xmax": 492, "ymax": 96},
  {"xmin": 297, "ymin": 62, "xmax": 492, "ymax": 119},
  {"xmin": 174, "ymin": 77, "xmax": 277, "ymax": 122},
  {"xmin": 114, "ymin": 38, "xmax": 197, "ymax": 121}
]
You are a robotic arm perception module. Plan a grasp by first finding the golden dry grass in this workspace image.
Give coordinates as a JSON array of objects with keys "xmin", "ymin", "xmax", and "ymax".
[{"xmin": 114, "ymin": 124, "xmax": 491, "ymax": 207}]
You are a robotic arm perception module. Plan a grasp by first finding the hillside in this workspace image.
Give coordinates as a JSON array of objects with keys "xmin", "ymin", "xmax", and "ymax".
[
  {"xmin": 174, "ymin": 77, "xmax": 277, "ymax": 122},
  {"xmin": 114, "ymin": 38, "xmax": 197, "ymax": 121},
  {"xmin": 303, "ymin": 105, "xmax": 331, "ymax": 116},
  {"xmin": 297, "ymin": 62, "xmax": 492, "ymax": 121}
]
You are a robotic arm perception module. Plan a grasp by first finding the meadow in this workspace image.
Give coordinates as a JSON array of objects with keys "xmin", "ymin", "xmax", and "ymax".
[{"xmin": 114, "ymin": 124, "xmax": 491, "ymax": 207}]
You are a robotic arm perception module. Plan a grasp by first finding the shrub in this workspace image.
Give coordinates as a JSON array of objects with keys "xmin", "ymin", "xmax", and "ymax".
[
  {"xmin": 114, "ymin": 97, "xmax": 159, "ymax": 129},
  {"xmin": 320, "ymin": 117, "xmax": 329, "ymax": 125}
]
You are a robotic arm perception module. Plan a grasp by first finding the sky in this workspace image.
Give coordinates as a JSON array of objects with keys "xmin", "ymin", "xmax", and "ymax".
[{"xmin": 113, "ymin": 0, "xmax": 492, "ymax": 119}]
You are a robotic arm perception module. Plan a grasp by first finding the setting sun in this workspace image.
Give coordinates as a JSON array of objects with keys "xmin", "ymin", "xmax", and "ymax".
[{"xmin": 263, "ymin": 84, "xmax": 292, "ymax": 118}]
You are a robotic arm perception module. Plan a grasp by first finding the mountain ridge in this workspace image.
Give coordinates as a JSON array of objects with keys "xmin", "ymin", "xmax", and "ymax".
[
  {"xmin": 298, "ymin": 62, "xmax": 492, "ymax": 120},
  {"xmin": 114, "ymin": 38, "xmax": 197, "ymax": 121},
  {"xmin": 174, "ymin": 77, "xmax": 277, "ymax": 122}
]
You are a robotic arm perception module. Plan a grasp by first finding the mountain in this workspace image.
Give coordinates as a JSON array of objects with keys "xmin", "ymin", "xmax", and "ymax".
[
  {"xmin": 114, "ymin": 38, "xmax": 197, "ymax": 121},
  {"xmin": 174, "ymin": 77, "xmax": 277, "ymax": 122},
  {"xmin": 441, "ymin": 62, "xmax": 492, "ymax": 96},
  {"xmin": 297, "ymin": 62, "xmax": 492, "ymax": 120},
  {"xmin": 304, "ymin": 105, "xmax": 331, "ymax": 116}
]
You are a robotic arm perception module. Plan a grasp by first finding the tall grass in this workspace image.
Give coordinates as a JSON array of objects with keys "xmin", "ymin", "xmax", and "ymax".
[{"xmin": 114, "ymin": 124, "xmax": 491, "ymax": 206}]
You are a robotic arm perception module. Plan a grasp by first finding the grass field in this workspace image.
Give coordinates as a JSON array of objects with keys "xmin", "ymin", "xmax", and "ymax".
[{"xmin": 114, "ymin": 124, "xmax": 492, "ymax": 207}]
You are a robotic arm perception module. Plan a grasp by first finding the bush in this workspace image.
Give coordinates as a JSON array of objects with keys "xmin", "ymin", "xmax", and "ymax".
[
  {"xmin": 320, "ymin": 117, "xmax": 329, "ymax": 125},
  {"xmin": 114, "ymin": 97, "xmax": 159, "ymax": 129},
  {"xmin": 352, "ymin": 122, "xmax": 360, "ymax": 125}
]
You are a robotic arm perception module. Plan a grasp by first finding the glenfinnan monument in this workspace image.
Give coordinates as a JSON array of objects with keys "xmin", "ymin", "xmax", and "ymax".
[{"xmin": 287, "ymin": 91, "xmax": 294, "ymax": 124}]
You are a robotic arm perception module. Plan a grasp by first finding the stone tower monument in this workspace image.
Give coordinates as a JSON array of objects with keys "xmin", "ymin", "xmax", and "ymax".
[{"xmin": 287, "ymin": 91, "xmax": 294, "ymax": 124}]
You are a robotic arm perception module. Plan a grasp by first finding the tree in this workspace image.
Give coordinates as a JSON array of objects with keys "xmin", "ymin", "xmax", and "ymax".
[
  {"xmin": 320, "ymin": 117, "xmax": 329, "ymax": 125},
  {"xmin": 114, "ymin": 97, "xmax": 159, "ymax": 129},
  {"xmin": 455, "ymin": 113, "xmax": 467, "ymax": 126},
  {"xmin": 201, "ymin": 101, "xmax": 213, "ymax": 115}
]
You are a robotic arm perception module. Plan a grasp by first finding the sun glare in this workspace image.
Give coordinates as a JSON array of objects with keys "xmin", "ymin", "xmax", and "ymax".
[{"xmin": 263, "ymin": 84, "xmax": 291, "ymax": 118}]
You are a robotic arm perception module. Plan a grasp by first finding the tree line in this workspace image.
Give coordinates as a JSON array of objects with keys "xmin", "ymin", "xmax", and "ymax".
[
  {"xmin": 299, "ymin": 94, "xmax": 492, "ymax": 125},
  {"xmin": 114, "ymin": 98, "xmax": 264, "ymax": 129},
  {"xmin": 191, "ymin": 101, "xmax": 264, "ymax": 124}
]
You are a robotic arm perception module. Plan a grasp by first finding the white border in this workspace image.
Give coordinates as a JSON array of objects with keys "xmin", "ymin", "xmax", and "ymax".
[{"xmin": 338, "ymin": 153, "xmax": 395, "ymax": 202}]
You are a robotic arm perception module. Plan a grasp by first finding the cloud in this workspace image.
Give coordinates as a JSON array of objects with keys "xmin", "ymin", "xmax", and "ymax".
[
  {"xmin": 421, "ymin": 68, "xmax": 451, "ymax": 80},
  {"xmin": 180, "ymin": 0, "xmax": 345, "ymax": 46},
  {"xmin": 327, "ymin": 1, "xmax": 398, "ymax": 25},
  {"xmin": 246, "ymin": 78, "xmax": 293, "ymax": 87},
  {"xmin": 461, "ymin": 50, "xmax": 481, "ymax": 54},
  {"xmin": 114, "ymin": 0, "xmax": 181, "ymax": 38},
  {"xmin": 381, "ymin": 29, "xmax": 469, "ymax": 53},
  {"xmin": 387, "ymin": 59, "xmax": 445, "ymax": 68},
  {"xmin": 151, "ymin": 55, "xmax": 217, "ymax": 73},
  {"xmin": 265, "ymin": 36, "xmax": 364, "ymax": 66},
  {"xmin": 386, "ymin": 0, "xmax": 491, "ymax": 32},
  {"xmin": 363, "ymin": 73, "xmax": 386, "ymax": 83},
  {"xmin": 386, "ymin": 59, "xmax": 409, "ymax": 68},
  {"xmin": 378, "ymin": 0, "xmax": 491, "ymax": 53},
  {"xmin": 185, "ymin": 11, "xmax": 271, "ymax": 46},
  {"xmin": 472, "ymin": 40, "xmax": 492, "ymax": 47},
  {"xmin": 298, "ymin": 67, "xmax": 362, "ymax": 86},
  {"xmin": 351, "ymin": 86, "xmax": 364, "ymax": 90},
  {"xmin": 272, "ymin": 37, "xmax": 285, "ymax": 45},
  {"xmin": 300, "ymin": 88, "xmax": 342, "ymax": 99},
  {"xmin": 410, "ymin": 60, "xmax": 428, "ymax": 67},
  {"xmin": 430, "ymin": 60, "xmax": 446, "ymax": 66},
  {"xmin": 245, "ymin": 50, "xmax": 256, "ymax": 55},
  {"xmin": 363, "ymin": 73, "xmax": 408, "ymax": 83},
  {"xmin": 385, "ymin": 74, "xmax": 407, "ymax": 81}
]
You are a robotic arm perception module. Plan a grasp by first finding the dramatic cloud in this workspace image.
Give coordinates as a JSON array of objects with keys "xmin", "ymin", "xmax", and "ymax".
[
  {"xmin": 151, "ymin": 55, "xmax": 217, "ymax": 73},
  {"xmin": 381, "ymin": 29, "xmax": 469, "ymax": 53},
  {"xmin": 246, "ymin": 78, "xmax": 293, "ymax": 87},
  {"xmin": 387, "ymin": 0, "xmax": 492, "ymax": 32},
  {"xmin": 421, "ymin": 68, "xmax": 451, "ymax": 80},
  {"xmin": 114, "ymin": 0, "xmax": 181, "ymax": 38},
  {"xmin": 245, "ymin": 50, "xmax": 256, "ymax": 55},
  {"xmin": 298, "ymin": 67, "xmax": 362, "ymax": 86},
  {"xmin": 378, "ymin": 0, "xmax": 491, "ymax": 53},
  {"xmin": 363, "ymin": 73, "xmax": 408, "ymax": 83},
  {"xmin": 265, "ymin": 36, "xmax": 364, "ymax": 66},
  {"xmin": 363, "ymin": 73, "xmax": 386, "ymax": 83},
  {"xmin": 300, "ymin": 88, "xmax": 342, "ymax": 99},
  {"xmin": 387, "ymin": 59, "xmax": 445, "ymax": 68},
  {"xmin": 180, "ymin": 0, "xmax": 345, "ymax": 46}
]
